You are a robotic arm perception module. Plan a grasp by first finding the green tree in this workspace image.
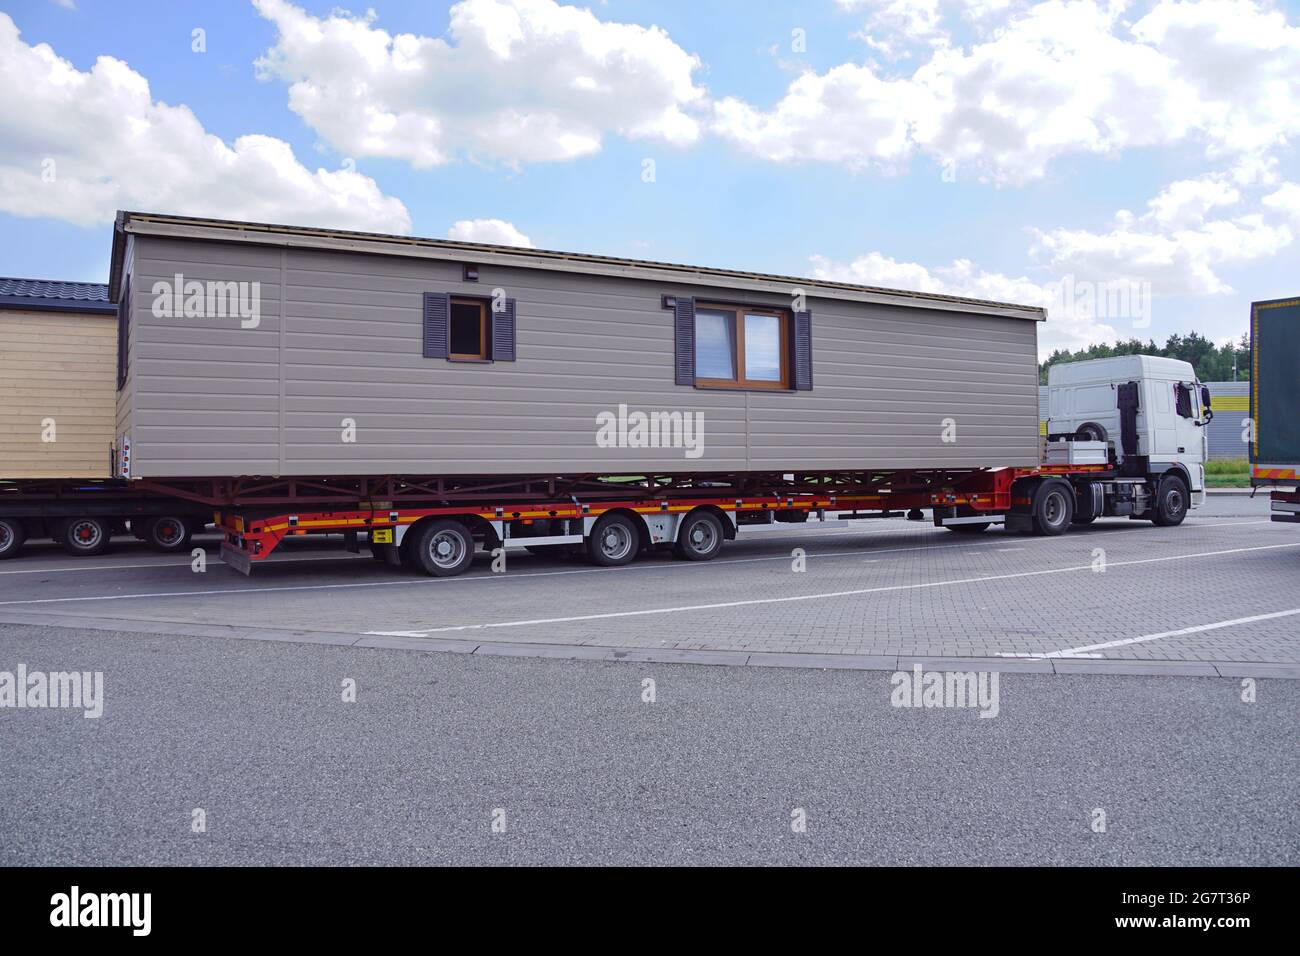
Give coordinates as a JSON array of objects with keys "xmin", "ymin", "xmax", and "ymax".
[{"xmin": 1040, "ymin": 330, "xmax": 1251, "ymax": 383}]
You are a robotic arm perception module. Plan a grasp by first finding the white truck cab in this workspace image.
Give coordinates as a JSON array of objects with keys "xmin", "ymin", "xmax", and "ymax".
[{"xmin": 1046, "ymin": 355, "xmax": 1209, "ymax": 508}]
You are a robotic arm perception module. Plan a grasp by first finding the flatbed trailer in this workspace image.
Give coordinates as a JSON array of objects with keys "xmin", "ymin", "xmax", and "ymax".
[{"xmin": 208, "ymin": 459, "xmax": 1164, "ymax": 576}]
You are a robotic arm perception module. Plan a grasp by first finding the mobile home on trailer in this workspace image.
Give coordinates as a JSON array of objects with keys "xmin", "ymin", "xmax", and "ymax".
[
  {"xmin": 107, "ymin": 211, "xmax": 1044, "ymax": 480},
  {"xmin": 0, "ymin": 212, "xmax": 1207, "ymax": 571}
]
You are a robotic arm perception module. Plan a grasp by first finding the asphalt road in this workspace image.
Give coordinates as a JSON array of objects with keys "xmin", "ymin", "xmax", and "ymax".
[
  {"xmin": 0, "ymin": 621, "xmax": 1295, "ymax": 866},
  {"xmin": 0, "ymin": 493, "xmax": 1294, "ymax": 671}
]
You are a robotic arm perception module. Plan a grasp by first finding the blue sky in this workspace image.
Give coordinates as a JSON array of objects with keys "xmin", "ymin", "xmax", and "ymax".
[{"xmin": 1, "ymin": 0, "xmax": 1298, "ymax": 355}]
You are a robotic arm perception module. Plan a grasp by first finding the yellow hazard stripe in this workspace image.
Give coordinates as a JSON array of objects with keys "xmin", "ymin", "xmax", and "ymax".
[{"xmin": 1253, "ymin": 466, "xmax": 1300, "ymax": 480}]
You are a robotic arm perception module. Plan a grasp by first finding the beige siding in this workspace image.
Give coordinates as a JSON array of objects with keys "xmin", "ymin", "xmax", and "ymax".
[
  {"xmin": 123, "ymin": 235, "xmax": 1041, "ymax": 478},
  {"xmin": 0, "ymin": 309, "xmax": 117, "ymax": 478}
]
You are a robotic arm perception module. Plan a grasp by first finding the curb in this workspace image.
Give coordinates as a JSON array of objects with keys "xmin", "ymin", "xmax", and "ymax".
[{"xmin": 2, "ymin": 611, "xmax": 1297, "ymax": 680}]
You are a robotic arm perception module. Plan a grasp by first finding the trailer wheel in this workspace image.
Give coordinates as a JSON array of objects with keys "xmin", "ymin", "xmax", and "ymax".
[
  {"xmin": 0, "ymin": 518, "xmax": 26, "ymax": 560},
  {"xmin": 1151, "ymin": 474, "xmax": 1189, "ymax": 527},
  {"xmin": 587, "ymin": 513, "xmax": 639, "ymax": 566},
  {"xmin": 674, "ymin": 511, "xmax": 724, "ymax": 560},
  {"xmin": 1031, "ymin": 481, "xmax": 1074, "ymax": 536},
  {"xmin": 411, "ymin": 519, "xmax": 475, "ymax": 577},
  {"xmin": 61, "ymin": 516, "xmax": 111, "ymax": 556},
  {"xmin": 144, "ymin": 515, "xmax": 193, "ymax": 552}
]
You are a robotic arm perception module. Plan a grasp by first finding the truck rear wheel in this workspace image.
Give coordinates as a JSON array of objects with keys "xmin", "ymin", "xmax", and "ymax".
[
  {"xmin": 0, "ymin": 518, "xmax": 25, "ymax": 560},
  {"xmin": 674, "ymin": 511, "xmax": 724, "ymax": 560},
  {"xmin": 410, "ymin": 519, "xmax": 475, "ymax": 577},
  {"xmin": 1032, "ymin": 481, "xmax": 1074, "ymax": 536},
  {"xmin": 61, "ymin": 517, "xmax": 112, "ymax": 556},
  {"xmin": 587, "ymin": 513, "xmax": 639, "ymax": 566},
  {"xmin": 1151, "ymin": 474, "xmax": 1189, "ymax": 526},
  {"xmin": 144, "ymin": 515, "xmax": 193, "ymax": 553}
]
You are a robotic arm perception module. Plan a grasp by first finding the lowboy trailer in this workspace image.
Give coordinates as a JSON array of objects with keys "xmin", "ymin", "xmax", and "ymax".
[{"xmin": 212, "ymin": 455, "xmax": 1184, "ymax": 577}]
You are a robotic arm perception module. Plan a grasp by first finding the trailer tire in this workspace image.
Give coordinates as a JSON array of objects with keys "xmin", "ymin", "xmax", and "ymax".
[
  {"xmin": 144, "ymin": 515, "xmax": 193, "ymax": 553},
  {"xmin": 1031, "ymin": 481, "xmax": 1074, "ymax": 536},
  {"xmin": 674, "ymin": 511, "xmax": 725, "ymax": 561},
  {"xmin": 1151, "ymin": 474, "xmax": 1189, "ymax": 527},
  {"xmin": 410, "ymin": 519, "xmax": 476, "ymax": 577},
  {"xmin": 60, "ymin": 516, "xmax": 112, "ymax": 556},
  {"xmin": 0, "ymin": 518, "xmax": 26, "ymax": 560},
  {"xmin": 586, "ymin": 513, "xmax": 639, "ymax": 567}
]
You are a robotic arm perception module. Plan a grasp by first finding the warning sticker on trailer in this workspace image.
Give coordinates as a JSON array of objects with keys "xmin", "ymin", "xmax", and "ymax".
[{"xmin": 370, "ymin": 528, "xmax": 394, "ymax": 544}]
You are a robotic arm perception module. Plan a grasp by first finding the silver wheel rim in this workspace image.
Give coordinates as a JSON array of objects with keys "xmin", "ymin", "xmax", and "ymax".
[
  {"xmin": 1166, "ymin": 489, "xmax": 1185, "ymax": 516},
  {"xmin": 687, "ymin": 519, "xmax": 718, "ymax": 554},
  {"xmin": 69, "ymin": 520, "xmax": 104, "ymax": 549},
  {"xmin": 428, "ymin": 530, "xmax": 467, "ymax": 569},
  {"xmin": 0, "ymin": 523, "xmax": 12, "ymax": 552},
  {"xmin": 1044, "ymin": 491, "xmax": 1066, "ymax": 526},
  {"xmin": 598, "ymin": 523, "xmax": 634, "ymax": 561}
]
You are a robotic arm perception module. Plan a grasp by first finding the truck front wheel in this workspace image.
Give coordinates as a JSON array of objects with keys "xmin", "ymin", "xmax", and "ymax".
[
  {"xmin": 0, "ymin": 518, "xmax": 26, "ymax": 560},
  {"xmin": 1151, "ymin": 474, "xmax": 1189, "ymax": 526},
  {"xmin": 1032, "ymin": 481, "xmax": 1074, "ymax": 536}
]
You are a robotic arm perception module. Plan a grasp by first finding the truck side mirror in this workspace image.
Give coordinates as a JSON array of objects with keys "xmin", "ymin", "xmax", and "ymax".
[{"xmin": 1201, "ymin": 385, "xmax": 1212, "ymax": 409}]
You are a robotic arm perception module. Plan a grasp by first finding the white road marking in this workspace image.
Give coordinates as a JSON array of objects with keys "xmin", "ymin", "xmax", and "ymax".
[
  {"xmin": 999, "ymin": 607, "xmax": 1300, "ymax": 659},
  {"xmin": 363, "ymin": 541, "xmax": 1300, "ymax": 637}
]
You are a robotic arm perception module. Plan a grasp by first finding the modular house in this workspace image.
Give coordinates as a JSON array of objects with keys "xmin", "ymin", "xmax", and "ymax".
[{"xmin": 106, "ymin": 211, "xmax": 1045, "ymax": 480}]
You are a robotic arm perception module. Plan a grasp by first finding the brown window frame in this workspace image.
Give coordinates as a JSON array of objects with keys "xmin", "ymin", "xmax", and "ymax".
[
  {"xmin": 449, "ymin": 296, "xmax": 489, "ymax": 361},
  {"xmin": 693, "ymin": 302, "xmax": 791, "ymax": 390}
]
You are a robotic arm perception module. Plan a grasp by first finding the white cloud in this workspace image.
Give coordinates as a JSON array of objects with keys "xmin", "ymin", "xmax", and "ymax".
[
  {"xmin": 252, "ymin": 0, "xmax": 706, "ymax": 169},
  {"xmin": 0, "ymin": 13, "xmax": 410, "ymax": 232},
  {"xmin": 809, "ymin": 250, "xmax": 1120, "ymax": 354},
  {"xmin": 1262, "ymin": 182, "xmax": 1300, "ymax": 221},
  {"xmin": 716, "ymin": 0, "xmax": 1300, "ymax": 184},
  {"xmin": 1031, "ymin": 174, "xmax": 1295, "ymax": 296},
  {"xmin": 448, "ymin": 218, "xmax": 534, "ymax": 247}
]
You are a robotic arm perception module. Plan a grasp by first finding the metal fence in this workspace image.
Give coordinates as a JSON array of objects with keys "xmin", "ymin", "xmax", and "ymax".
[{"xmin": 1038, "ymin": 381, "xmax": 1249, "ymax": 460}]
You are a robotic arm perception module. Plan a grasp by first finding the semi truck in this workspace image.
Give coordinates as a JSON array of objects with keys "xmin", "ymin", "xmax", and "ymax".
[
  {"xmin": 0, "ymin": 211, "xmax": 1209, "ymax": 572},
  {"xmin": 1250, "ymin": 296, "xmax": 1300, "ymax": 524}
]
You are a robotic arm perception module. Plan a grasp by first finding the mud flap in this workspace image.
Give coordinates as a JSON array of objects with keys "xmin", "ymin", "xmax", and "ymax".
[{"xmin": 220, "ymin": 541, "xmax": 253, "ymax": 576}]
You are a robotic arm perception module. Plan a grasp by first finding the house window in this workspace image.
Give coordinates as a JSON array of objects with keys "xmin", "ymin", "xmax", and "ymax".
[
  {"xmin": 449, "ymin": 298, "xmax": 488, "ymax": 360},
  {"xmin": 693, "ymin": 303, "xmax": 789, "ymax": 389}
]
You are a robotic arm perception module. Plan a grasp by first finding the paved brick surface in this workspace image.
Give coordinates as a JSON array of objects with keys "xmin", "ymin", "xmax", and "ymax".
[{"xmin": 0, "ymin": 496, "xmax": 1296, "ymax": 669}]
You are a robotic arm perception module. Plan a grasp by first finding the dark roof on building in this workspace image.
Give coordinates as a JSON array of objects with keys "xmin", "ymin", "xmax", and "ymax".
[
  {"xmin": 110, "ymin": 210, "xmax": 1046, "ymax": 321},
  {"xmin": 0, "ymin": 277, "xmax": 115, "ymax": 314}
]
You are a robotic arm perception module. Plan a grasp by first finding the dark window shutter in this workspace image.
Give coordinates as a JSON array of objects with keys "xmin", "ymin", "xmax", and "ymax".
[
  {"xmin": 116, "ymin": 276, "xmax": 131, "ymax": 390},
  {"xmin": 423, "ymin": 292, "xmax": 450, "ymax": 358},
  {"xmin": 792, "ymin": 310, "xmax": 813, "ymax": 390},
  {"xmin": 492, "ymin": 297, "xmax": 517, "ymax": 361},
  {"xmin": 674, "ymin": 296, "xmax": 696, "ymax": 385}
]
